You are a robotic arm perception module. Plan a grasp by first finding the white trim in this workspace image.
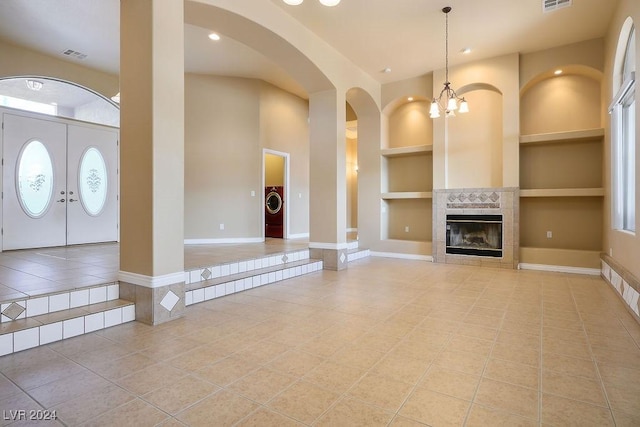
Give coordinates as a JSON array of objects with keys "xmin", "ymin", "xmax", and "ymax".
[
  {"xmin": 347, "ymin": 240, "xmax": 359, "ymax": 250},
  {"xmin": 609, "ymin": 71, "xmax": 635, "ymax": 113},
  {"xmin": 184, "ymin": 238, "xmax": 264, "ymax": 245},
  {"xmin": 118, "ymin": 271, "xmax": 186, "ymax": 288},
  {"xmin": 517, "ymin": 263, "xmax": 600, "ymax": 276},
  {"xmin": 347, "ymin": 228, "xmax": 358, "ymax": 233},
  {"xmin": 371, "ymin": 251, "xmax": 433, "ymax": 262},
  {"xmin": 309, "ymin": 242, "xmax": 350, "ymax": 250},
  {"xmin": 287, "ymin": 233, "xmax": 309, "ymax": 239}
]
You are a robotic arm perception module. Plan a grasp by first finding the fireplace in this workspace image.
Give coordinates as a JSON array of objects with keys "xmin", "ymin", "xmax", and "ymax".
[
  {"xmin": 446, "ymin": 214, "xmax": 503, "ymax": 257},
  {"xmin": 433, "ymin": 188, "xmax": 518, "ymax": 268}
]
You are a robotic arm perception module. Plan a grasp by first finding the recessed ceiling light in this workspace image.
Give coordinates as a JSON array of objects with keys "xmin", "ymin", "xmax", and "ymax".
[
  {"xmin": 554, "ymin": 69, "xmax": 563, "ymax": 75},
  {"xmin": 208, "ymin": 33, "xmax": 221, "ymax": 41},
  {"xmin": 382, "ymin": 67, "xmax": 392, "ymax": 73},
  {"xmin": 283, "ymin": 0, "xmax": 303, "ymax": 4},
  {"xmin": 407, "ymin": 97, "xmax": 414, "ymax": 102},
  {"xmin": 26, "ymin": 80, "xmax": 43, "ymax": 91},
  {"xmin": 461, "ymin": 47, "xmax": 472, "ymax": 54}
]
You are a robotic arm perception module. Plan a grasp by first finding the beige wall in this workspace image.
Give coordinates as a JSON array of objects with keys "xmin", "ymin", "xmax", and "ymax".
[
  {"xmin": 0, "ymin": 39, "xmax": 118, "ymax": 99},
  {"xmin": 387, "ymin": 100, "xmax": 432, "ymax": 149},
  {"xmin": 265, "ymin": 154, "xmax": 284, "ymax": 187},
  {"xmin": 447, "ymin": 88, "xmax": 504, "ymax": 189},
  {"xmin": 184, "ymin": 73, "xmax": 310, "ymax": 240},
  {"xmin": 346, "ymin": 137, "xmax": 358, "ymax": 230},
  {"xmin": 259, "ymin": 83, "xmax": 310, "ymax": 237},
  {"xmin": 603, "ymin": 0, "xmax": 640, "ymax": 279}
]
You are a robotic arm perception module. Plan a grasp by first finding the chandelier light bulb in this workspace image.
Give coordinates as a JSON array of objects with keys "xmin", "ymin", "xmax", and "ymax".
[
  {"xmin": 429, "ymin": 100, "xmax": 441, "ymax": 118},
  {"xmin": 447, "ymin": 95, "xmax": 458, "ymax": 111},
  {"xmin": 459, "ymin": 98, "xmax": 469, "ymax": 113}
]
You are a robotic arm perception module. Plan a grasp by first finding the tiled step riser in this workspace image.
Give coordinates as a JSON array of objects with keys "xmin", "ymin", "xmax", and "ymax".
[
  {"xmin": 347, "ymin": 249, "xmax": 370, "ymax": 262},
  {"xmin": 1, "ymin": 283, "xmax": 120, "ymax": 323},
  {"xmin": 185, "ymin": 249, "xmax": 310, "ymax": 286},
  {"xmin": 0, "ymin": 303, "xmax": 135, "ymax": 356},
  {"xmin": 186, "ymin": 260, "xmax": 323, "ymax": 306}
]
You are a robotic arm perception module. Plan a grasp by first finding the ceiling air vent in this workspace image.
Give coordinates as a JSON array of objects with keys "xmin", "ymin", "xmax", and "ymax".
[
  {"xmin": 61, "ymin": 49, "xmax": 87, "ymax": 60},
  {"xmin": 543, "ymin": 0, "xmax": 572, "ymax": 13}
]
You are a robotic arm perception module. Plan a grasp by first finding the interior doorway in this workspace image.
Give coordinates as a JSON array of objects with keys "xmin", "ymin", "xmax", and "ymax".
[{"xmin": 263, "ymin": 149, "xmax": 289, "ymax": 239}]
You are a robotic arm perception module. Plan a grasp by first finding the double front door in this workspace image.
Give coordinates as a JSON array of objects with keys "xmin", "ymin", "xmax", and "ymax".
[{"xmin": 2, "ymin": 113, "xmax": 118, "ymax": 250}]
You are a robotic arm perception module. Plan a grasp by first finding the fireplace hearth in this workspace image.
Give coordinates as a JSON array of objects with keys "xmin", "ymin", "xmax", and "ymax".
[{"xmin": 446, "ymin": 214, "xmax": 503, "ymax": 257}]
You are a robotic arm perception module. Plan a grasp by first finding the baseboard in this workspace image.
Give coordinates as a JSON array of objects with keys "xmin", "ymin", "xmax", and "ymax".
[
  {"xmin": 518, "ymin": 263, "xmax": 600, "ymax": 276},
  {"xmin": 184, "ymin": 238, "xmax": 264, "ymax": 245},
  {"xmin": 370, "ymin": 251, "xmax": 433, "ymax": 262},
  {"xmin": 287, "ymin": 233, "xmax": 310, "ymax": 240}
]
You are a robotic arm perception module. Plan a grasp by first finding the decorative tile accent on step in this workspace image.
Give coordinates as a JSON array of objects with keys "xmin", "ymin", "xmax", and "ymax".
[
  {"xmin": 2, "ymin": 302, "xmax": 26, "ymax": 321},
  {"xmin": 160, "ymin": 291, "xmax": 180, "ymax": 311}
]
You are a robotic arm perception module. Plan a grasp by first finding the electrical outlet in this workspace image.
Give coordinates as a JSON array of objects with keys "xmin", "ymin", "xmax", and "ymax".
[
  {"xmin": 546, "ymin": 231, "xmax": 552, "ymax": 239},
  {"xmin": 299, "ymin": 193, "xmax": 302, "ymax": 199},
  {"xmin": 405, "ymin": 226, "xmax": 410, "ymax": 232},
  {"xmin": 219, "ymin": 224, "xmax": 225, "ymax": 230},
  {"xmin": 250, "ymin": 190, "xmax": 255, "ymax": 197}
]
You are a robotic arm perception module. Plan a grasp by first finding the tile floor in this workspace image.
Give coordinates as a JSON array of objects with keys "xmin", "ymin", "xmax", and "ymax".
[{"xmin": 0, "ymin": 257, "xmax": 638, "ymax": 426}]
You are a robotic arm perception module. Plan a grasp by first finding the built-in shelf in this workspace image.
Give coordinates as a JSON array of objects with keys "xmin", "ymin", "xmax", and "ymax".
[
  {"xmin": 381, "ymin": 144, "xmax": 433, "ymax": 157},
  {"xmin": 382, "ymin": 192, "xmax": 433, "ymax": 200},
  {"xmin": 520, "ymin": 188, "xmax": 604, "ymax": 197},
  {"xmin": 519, "ymin": 128, "xmax": 604, "ymax": 145}
]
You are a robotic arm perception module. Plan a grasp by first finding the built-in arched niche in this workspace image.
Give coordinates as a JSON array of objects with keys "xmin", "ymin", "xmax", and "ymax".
[
  {"xmin": 447, "ymin": 83, "xmax": 504, "ymax": 189},
  {"xmin": 0, "ymin": 76, "xmax": 119, "ymax": 127},
  {"xmin": 520, "ymin": 66, "xmax": 602, "ymax": 135}
]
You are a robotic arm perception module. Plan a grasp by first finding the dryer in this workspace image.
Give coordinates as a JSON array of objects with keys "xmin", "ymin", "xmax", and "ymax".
[{"xmin": 265, "ymin": 186, "xmax": 284, "ymax": 238}]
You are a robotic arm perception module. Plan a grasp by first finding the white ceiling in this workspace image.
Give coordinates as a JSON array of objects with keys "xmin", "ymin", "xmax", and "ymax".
[{"xmin": 0, "ymin": 0, "xmax": 619, "ymax": 100}]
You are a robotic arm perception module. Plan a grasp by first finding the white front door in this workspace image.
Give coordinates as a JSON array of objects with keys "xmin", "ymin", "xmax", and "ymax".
[
  {"xmin": 2, "ymin": 113, "xmax": 119, "ymax": 250},
  {"xmin": 66, "ymin": 125, "xmax": 118, "ymax": 245},
  {"xmin": 2, "ymin": 113, "xmax": 67, "ymax": 250}
]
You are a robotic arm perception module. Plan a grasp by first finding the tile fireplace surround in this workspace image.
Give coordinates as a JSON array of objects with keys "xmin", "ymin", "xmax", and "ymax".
[{"xmin": 433, "ymin": 187, "xmax": 519, "ymax": 269}]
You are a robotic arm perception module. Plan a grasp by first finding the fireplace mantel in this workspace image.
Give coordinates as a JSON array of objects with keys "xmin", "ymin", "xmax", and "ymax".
[{"xmin": 432, "ymin": 187, "xmax": 519, "ymax": 269}]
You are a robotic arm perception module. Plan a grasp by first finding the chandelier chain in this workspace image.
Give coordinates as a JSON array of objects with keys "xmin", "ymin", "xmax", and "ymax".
[{"xmin": 445, "ymin": 8, "xmax": 449, "ymax": 84}]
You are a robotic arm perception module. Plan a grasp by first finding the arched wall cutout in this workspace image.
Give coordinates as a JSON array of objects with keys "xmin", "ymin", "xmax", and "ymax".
[{"xmin": 520, "ymin": 65, "xmax": 603, "ymax": 98}]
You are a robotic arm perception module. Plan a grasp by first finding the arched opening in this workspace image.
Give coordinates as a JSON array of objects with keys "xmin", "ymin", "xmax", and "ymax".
[{"xmin": 0, "ymin": 76, "xmax": 119, "ymax": 127}]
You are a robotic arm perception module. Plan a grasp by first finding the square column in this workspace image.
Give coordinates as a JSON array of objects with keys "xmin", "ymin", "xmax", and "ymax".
[
  {"xmin": 308, "ymin": 89, "xmax": 349, "ymax": 271},
  {"xmin": 119, "ymin": 0, "xmax": 185, "ymax": 324}
]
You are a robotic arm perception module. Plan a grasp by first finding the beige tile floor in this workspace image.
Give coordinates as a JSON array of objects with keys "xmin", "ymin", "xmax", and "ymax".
[{"xmin": 0, "ymin": 257, "xmax": 638, "ymax": 426}]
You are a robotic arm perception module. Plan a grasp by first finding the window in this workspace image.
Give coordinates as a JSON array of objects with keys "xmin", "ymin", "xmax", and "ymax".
[{"xmin": 611, "ymin": 23, "xmax": 636, "ymax": 233}]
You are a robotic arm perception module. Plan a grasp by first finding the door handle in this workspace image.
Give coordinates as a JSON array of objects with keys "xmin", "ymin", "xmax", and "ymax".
[
  {"xmin": 69, "ymin": 198, "xmax": 78, "ymax": 203},
  {"xmin": 56, "ymin": 198, "xmax": 65, "ymax": 203}
]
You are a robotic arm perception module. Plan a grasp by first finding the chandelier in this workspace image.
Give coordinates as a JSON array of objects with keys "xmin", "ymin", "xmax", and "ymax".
[
  {"xmin": 430, "ymin": 7, "xmax": 468, "ymax": 119},
  {"xmin": 283, "ymin": 0, "xmax": 341, "ymax": 6}
]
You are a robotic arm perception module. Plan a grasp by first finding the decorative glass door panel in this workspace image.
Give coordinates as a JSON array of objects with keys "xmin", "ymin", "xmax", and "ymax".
[
  {"xmin": 17, "ymin": 140, "xmax": 55, "ymax": 218},
  {"xmin": 2, "ymin": 114, "xmax": 67, "ymax": 250}
]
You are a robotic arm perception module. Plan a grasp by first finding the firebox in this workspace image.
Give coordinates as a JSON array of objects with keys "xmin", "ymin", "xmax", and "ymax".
[{"xmin": 446, "ymin": 214, "xmax": 503, "ymax": 257}]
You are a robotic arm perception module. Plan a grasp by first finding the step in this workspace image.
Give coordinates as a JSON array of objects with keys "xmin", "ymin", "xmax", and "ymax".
[
  {"xmin": 348, "ymin": 248, "xmax": 370, "ymax": 262},
  {"xmin": 0, "ymin": 299, "xmax": 135, "ymax": 356},
  {"xmin": 185, "ymin": 258, "xmax": 323, "ymax": 306},
  {"xmin": 184, "ymin": 248, "xmax": 311, "ymax": 286}
]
